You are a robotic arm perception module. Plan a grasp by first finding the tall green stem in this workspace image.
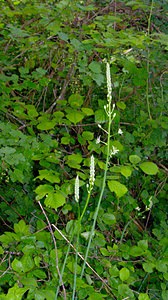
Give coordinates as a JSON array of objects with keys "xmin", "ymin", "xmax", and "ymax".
[{"xmin": 80, "ymin": 63, "xmax": 113, "ymax": 278}]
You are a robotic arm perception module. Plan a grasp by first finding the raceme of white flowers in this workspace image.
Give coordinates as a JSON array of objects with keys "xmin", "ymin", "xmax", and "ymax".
[
  {"xmin": 95, "ymin": 63, "xmax": 122, "ymax": 157},
  {"xmin": 75, "ymin": 175, "xmax": 79, "ymax": 203},
  {"xmin": 89, "ymin": 155, "xmax": 95, "ymax": 188},
  {"xmin": 75, "ymin": 63, "xmax": 121, "ymax": 202},
  {"xmin": 106, "ymin": 62, "xmax": 112, "ymax": 105},
  {"xmin": 75, "ymin": 155, "xmax": 95, "ymax": 201}
]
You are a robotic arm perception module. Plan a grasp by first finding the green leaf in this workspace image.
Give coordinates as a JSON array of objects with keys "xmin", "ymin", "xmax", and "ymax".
[
  {"xmin": 33, "ymin": 67, "xmax": 47, "ymax": 78},
  {"xmin": 53, "ymin": 111, "xmax": 64, "ymax": 123},
  {"xmin": 5, "ymin": 283, "xmax": 29, "ymax": 300},
  {"xmin": 108, "ymin": 180, "xmax": 128, "ymax": 198},
  {"xmin": 109, "ymin": 265, "xmax": 119, "ymax": 277},
  {"xmin": 111, "ymin": 140, "xmax": 124, "ymax": 152},
  {"xmin": 36, "ymin": 170, "xmax": 60, "ymax": 183},
  {"xmin": 102, "ymin": 213, "xmax": 116, "ymax": 225},
  {"xmin": 70, "ymin": 38, "xmax": 82, "ymax": 50},
  {"xmin": 138, "ymin": 240, "xmax": 148, "ymax": 250},
  {"xmin": 120, "ymin": 166, "xmax": 132, "ymax": 178},
  {"xmin": 88, "ymin": 292, "xmax": 107, "ymax": 300},
  {"xmin": 14, "ymin": 220, "xmax": 30, "ymax": 235},
  {"xmin": 129, "ymin": 154, "xmax": 141, "ymax": 164},
  {"xmin": 26, "ymin": 105, "xmax": 38, "ymax": 118},
  {"xmin": 22, "ymin": 245, "xmax": 35, "ymax": 255},
  {"xmin": 67, "ymin": 261, "xmax": 81, "ymax": 274},
  {"xmin": 92, "ymin": 73, "xmax": 104, "ymax": 86},
  {"xmin": 12, "ymin": 258, "xmax": 24, "ymax": 273},
  {"xmin": 47, "ymin": 20, "xmax": 61, "ymax": 34},
  {"xmin": 68, "ymin": 93, "xmax": 83, "ymax": 107},
  {"xmin": 33, "ymin": 269, "xmax": 47, "ymax": 279},
  {"xmin": 119, "ymin": 267, "xmax": 130, "ymax": 281},
  {"xmin": 77, "ymin": 4, "xmax": 95, "ymax": 11},
  {"xmin": 118, "ymin": 284, "xmax": 134, "ymax": 298},
  {"xmin": 21, "ymin": 255, "xmax": 35, "ymax": 272},
  {"xmin": 162, "ymin": 290, "xmax": 168, "ymax": 300},
  {"xmin": 130, "ymin": 246, "xmax": 145, "ymax": 257},
  {"xmin": 81, "ymin": 108, "xmax": 94, "ymax": 116},
  {"xmin": 66, "ymin": 153, "xmax": 83, "ymax": 169},
  {"xmin": 116, "ymin": 101, "xmax": 126, "ymax": 110},
  {"xmin": 82, "ymin": 131, "xmax": 94, "ymax": 140},
  {"xmin": 61, "ymin": 136, "xmax": 71, "ymax": 145},
  {"xmin": 0, "ymin": 246, "xmax": 4, "ymax": 254},
  {"xmin": 155, "ymin": 260, "xmax": 167, "ymax": 273},
  {"xmin": 89, "ymin": 61, "xmax": 102, "ymax": 73},
  {"xmin": 66, "ymin": 111, "xmax": 84, "ymax": 125},
  {"xmin": 85, "ymin": 273, "xmax": 93, "ymax": 285},
  {"xmin": 44, "ymin": 191, "xmax": 66, "ymax": 209},
  {"xmin": 58, "ymin": 31, "xmax": 69, "ymax": 41},
  {"xmin": 95, "ymin": 109, "xmax": 108, "ymax": 123},
  {"xmin": 98, "ymin": 160, "xmax": 106, "ymax": 170},
  {"xmin": 100, "ymin": 248, "xmax": 110, "ymax": 256},
  {"xmin": 35, "ymin": 184, "xmax": 54, "ymax": 200},
  {"xmin": 139, "ymin": 162, "xmax": 159, "ymax": 175},
  {"xmin": 0, "ymin": 146, "xmax": 16, "ymax": 156},
  {"xmin": 0, "ymin": 232, "xmax": 18, "ymax": 245},
  {"xmin": 138, "ymin": 293, "xmax": 150, "ymax": 300},
  {"xmin": 20, "ymin": 277, "xmax": 37, "ymax": 288},
  {"xmin": 10, "ymin": 168, "xmax": 24, "ymax": 183},
  {"xmin": 37, "ymin": 115, "xmax": 56, "ymax": 130}
]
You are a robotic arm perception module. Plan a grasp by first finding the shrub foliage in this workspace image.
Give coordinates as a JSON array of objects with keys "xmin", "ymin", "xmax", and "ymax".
[{"xmin": 0, "ymin": 1, "xmax": 167, "ymax": 299}]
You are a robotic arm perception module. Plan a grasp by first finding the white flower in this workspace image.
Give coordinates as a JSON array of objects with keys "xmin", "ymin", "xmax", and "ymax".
[
  {"xmin": 96, "ymin": 136, "xmax": 101, "ymax": 144},
  {"xmin": 106, "ymin": 63, "xmax": 112, "ymax": 104},
  {"xmin": 75, "ymin": 175, "xmax": 79, "ymax": 202},
  {"xmin": 110, "ymin": 146, "xmax": 119, "ymax": 156},
  {"xmin": 118, "ymin": 128, "xmax": 123, "ymax": 135},
  {"xmin": 89, "ymin": 155, "xmax": 95, "ymax": 187}
]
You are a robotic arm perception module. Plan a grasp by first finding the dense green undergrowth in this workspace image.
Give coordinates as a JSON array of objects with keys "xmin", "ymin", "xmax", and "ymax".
[{"xmin": 0, "ymin": 0, "xmax": 168, "ymax": 299}]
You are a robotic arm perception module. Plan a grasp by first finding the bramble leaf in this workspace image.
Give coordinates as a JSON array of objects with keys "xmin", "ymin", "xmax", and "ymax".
[
  {"xmin": 139, "ymin": 162, "xmax": 158, "ymax": 175},
  {"xmin": 108, "ymin": 180, "xmax": 128, "ymax": 198}
]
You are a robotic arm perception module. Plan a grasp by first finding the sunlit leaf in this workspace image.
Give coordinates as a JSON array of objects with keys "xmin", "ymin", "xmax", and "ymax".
[
  {"xmin": 35, "ymin": 184, "xmax": 54, "ymax": 200},
  {"xmin": 119, "ymin": 267, "xmax": 130, "ymax": 281},
  {"xmin": 108, "ymin": 180, "xmax": 128, "ymax": 198},
  {"xmin": 139, "ymin": 162, "xmax": 158, "ymax": 175},
  {"xmin": 68, "ymin": 94, "xmax": 83, "ymax": 107},
  {"xmin": 66, "ymin": 111, "xmax": 84, "ymax": 125},
  {"xmin": 44, "ymin": 191, "xmax": 66, "ymax": 209},
  {"xmin": 129, "ymin": 155, "xmax": 141, "ymax": 164}
]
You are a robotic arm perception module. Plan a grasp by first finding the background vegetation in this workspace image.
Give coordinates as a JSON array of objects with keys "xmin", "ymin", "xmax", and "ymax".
[{"xmin": 0, "ymin": 0, "xmax": 167, "ymax": 299}]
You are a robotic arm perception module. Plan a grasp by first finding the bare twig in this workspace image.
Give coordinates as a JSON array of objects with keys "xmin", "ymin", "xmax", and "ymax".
[
  {"xmin": 46, "ymin": 62, "xmax": 76, "ymax": 113},
  {"xmin": 38, "ymin": 201, "xmax": 67, "ymax": 300},
  {"xmin": 21, "ymin": 17, "xmax": 40, "ymax": 29},
  {"xmin": 51, "ymin": 224, "xmax": 114, "ymax": 296}
]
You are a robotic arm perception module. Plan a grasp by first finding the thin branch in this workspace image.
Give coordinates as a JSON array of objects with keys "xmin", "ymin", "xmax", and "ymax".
[
  {"xmin": 51, "ymin": 224, "xmax": 114, "ymax": 297},
  {"xmin": 46, "ymin": 62, "xmax": 76, "ymax": 113},
  {"xmin": 38, "ymin": 201, "xmax": 67, "ymax": 300}
]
